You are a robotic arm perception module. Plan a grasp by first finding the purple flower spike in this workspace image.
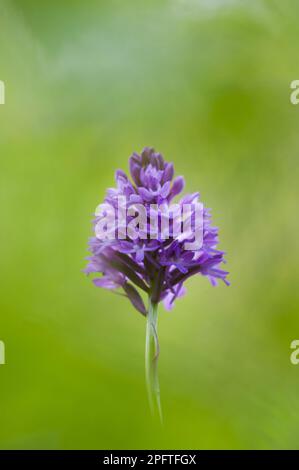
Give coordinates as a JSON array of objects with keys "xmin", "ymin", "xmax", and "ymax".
[
  {"xmin": 85, "ymin": 147, "xmax": 228, "ymax": 311},
  {"xmin": 85, "ymin": 147, "xmax": 229, "ymax": 420}
]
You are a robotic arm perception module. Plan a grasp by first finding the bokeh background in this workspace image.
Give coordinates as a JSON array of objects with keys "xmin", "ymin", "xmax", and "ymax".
[{"xmin": 0, "ymin": 0, "xmax": 299, "ymax": 449}]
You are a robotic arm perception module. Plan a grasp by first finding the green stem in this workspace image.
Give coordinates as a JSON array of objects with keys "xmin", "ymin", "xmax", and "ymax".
[{"xmin": 145, "ymin": 299, "xmax": 163, "ymax": 423}]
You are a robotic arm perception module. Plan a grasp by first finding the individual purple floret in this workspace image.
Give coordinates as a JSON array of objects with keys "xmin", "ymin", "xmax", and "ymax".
[{"xmin": 85, "ymin": 147, "xmax": 229, "ymax": 315}]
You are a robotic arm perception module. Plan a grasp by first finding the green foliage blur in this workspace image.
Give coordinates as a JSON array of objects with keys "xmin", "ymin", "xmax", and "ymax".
[{"xmin": 0, "ymin": 0, "xmax": 299, "ymax": 449}]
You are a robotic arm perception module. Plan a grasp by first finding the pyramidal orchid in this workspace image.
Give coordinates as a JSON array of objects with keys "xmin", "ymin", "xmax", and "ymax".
[{"xmin": 85, "ymin": 147, "xmax": 229, "ymax": 421}]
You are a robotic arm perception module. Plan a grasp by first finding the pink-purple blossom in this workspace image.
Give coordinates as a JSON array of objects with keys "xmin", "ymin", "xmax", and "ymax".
[{"xmin": 85, "ymin": 147, "xmax": 229, "ymax": 315}]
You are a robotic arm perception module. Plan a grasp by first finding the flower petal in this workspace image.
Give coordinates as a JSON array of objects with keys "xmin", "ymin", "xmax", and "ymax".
[{"xmin": 123, "ymin": 282, "xmax": 147, "ymax": 316}]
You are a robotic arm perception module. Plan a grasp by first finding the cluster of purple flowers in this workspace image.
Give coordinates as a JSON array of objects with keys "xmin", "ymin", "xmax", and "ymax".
[{"xmin": 85, "ymin": 148, "xmax": 229, "ymax": 314}]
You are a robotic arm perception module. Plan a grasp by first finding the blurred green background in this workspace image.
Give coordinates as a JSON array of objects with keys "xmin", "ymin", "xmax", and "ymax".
[{"xmin": 0, "ymin": 0, "xmax": 299, "ymax": 449}]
